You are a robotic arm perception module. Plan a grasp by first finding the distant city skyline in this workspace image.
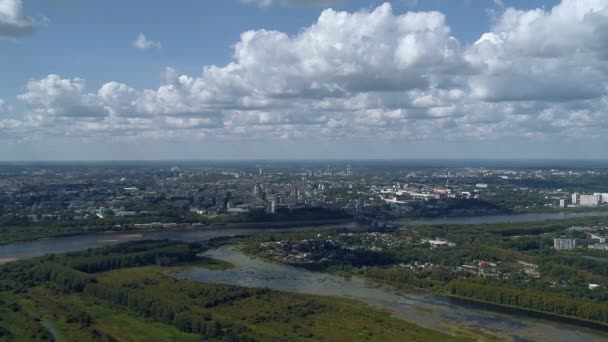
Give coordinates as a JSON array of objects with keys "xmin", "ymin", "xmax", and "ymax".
[{"xmin": 1, "ymin": 0, "xmax": 607, "ymax": 160}]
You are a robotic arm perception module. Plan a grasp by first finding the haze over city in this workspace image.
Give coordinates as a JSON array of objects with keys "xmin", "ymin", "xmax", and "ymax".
[{"xmin": 1, "ymin": 0, "xmax": 607, "ymax": 160}]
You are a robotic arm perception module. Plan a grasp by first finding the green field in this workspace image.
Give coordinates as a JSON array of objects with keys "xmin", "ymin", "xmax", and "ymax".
[{"xmin": 0, "ymin": 240, "xmax": 481, "ymax": 342}]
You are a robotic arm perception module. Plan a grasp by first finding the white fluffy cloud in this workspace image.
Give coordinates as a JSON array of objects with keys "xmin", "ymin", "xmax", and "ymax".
[
  {"xmin": 0, "ymin": 0, "xmax": 35, "ymax": 38},
  {"xmin": 224, "ymin": 4, "xmax": 464, "ymax": 96},
  {"xmin": 133, "ymin": 33, "xmax": 161, "ymax": 50},
  {"xmin": 18, "ymin": 75, "xmax": 107, "ymax": 118},
  {"xmin": 467, "ymin": 0, "xmax": 608, "ymax": 102},
  {"xmin": 7, "ymin": 1, "xmax": 608, "ymax": 146}
]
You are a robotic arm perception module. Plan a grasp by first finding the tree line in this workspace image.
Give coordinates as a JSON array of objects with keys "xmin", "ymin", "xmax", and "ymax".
[
  {"xmin": 449, "ymin": 279, "xmax": 608, "ymax": 324},
  {"xmin": 83, "ymin": 282, "xmax": 256, "ymax": 341}
]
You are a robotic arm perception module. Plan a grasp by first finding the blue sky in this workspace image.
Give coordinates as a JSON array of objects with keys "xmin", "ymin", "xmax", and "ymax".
[
  {"xmin": 2, "ymin": 0, "xmax": 550, "ymax": 96},
  {"xmin": 0, "ymin": 0, "xmax": 605, "ymax": 160}
]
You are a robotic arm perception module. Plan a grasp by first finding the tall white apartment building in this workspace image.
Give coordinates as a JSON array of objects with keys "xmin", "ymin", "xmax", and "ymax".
[
  {"xmin": 554, "ymin": 238, "xmax": 576, "ymax": 250},
  {"xmin": 580, "ymin": 194, "xmax": 600, "ymax": 206},
  {"xmin": 593, "ymin": 193, "xmax": 608, "ymax": 204},
  {"xmin": 572, "ymin": 192, "xmax": 578, "ymax": 205}
]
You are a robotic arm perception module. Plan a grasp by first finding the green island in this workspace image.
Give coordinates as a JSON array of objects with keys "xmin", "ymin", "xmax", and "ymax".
[
  {"xmin": 235, "ymin": 217, "xmax": 608, "ymax": 329},
  {"xmin": 0, "ymin": 240, "xmax": 482, "ymax": 342}
]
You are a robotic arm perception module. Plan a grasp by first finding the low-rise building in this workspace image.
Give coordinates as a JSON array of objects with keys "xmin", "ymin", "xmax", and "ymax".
[
  {"xmin": 589, "ymin": 244, "xmax": 608, "ymax": 250},
  {"xmin": 590, "ymin": 234, "xmax": 606, "ymax": 244}
]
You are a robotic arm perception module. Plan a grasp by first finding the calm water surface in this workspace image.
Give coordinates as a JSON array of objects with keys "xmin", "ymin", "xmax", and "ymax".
[
  {"xmin": 0, "ymin": 223, "xmax": 363, "ymax": 261},
  {"xmin": 391, "ymin": 211, "xmax": 608, "ymax": 225},
  {"xmin": 175, "ymin": 247, "xmax": 608, "ymax": 342}
]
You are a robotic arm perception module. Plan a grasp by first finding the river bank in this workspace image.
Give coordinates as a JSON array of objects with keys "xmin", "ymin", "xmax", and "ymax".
[
  {"xmin": 0, "ymin": 240, "xmax": 463, "ymax": 342},
  {"xmin": 0, "ymin": 218, "xmax": 356, "ymax": 247},
  {"xmin": 0, "ymin": 222, "xmax": 366, "ymax": 261},
  {"xmin": 174, "ymin": 246, "xmax": 608, "ymax": 342},
  {"xmin": 3, "ymin": 218, "xmax": 608, "ymax": 340},
  {"xmin": 0, "ymin": 257, "xmax": 19, "ymax": 264},
  {"xmin": 389, "ymin": 210, "xmax": 608, "ymax": 225},
  {"xmin": 361, "ymin": 276, "xmax": 608, "ymax": 333},
  {"xmin": 222, "ymin": 241, "xmax": 608, "ymax": 334},
  {"xmin": 4, "ymin": 210, "xmax": 608, "ymax": 248},
  {"xmin": 4, "ymin": 210, "xmax": 608, "ymax": 261}
]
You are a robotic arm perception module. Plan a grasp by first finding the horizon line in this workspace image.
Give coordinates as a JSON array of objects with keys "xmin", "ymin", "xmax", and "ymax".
[{"xmin": 1, "ymin": 157, "xmax": 608, "ymax": 163}]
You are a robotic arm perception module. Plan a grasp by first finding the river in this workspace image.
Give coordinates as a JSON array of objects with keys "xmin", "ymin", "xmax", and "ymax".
[
  {"xmin": 2, "ymin": 214, "xmax": 608, "ymax": 340},
  {"xmin": 3, "ymin": 211, "xmax": 607, "ymax": 262},
  {"xmin": 3, "ymin": 210, "xmax": 608, "ymax": 261},
  {"xmin": 0, "ymin": 222, "xmax": 364, "ymax": 262},
  {"xmin": 174, "ymin": 246, "xmax": 608, "ymax": 342},
  {"xmin": 389, "ymin": 210, "xmax": 608, "ymax": 225}
]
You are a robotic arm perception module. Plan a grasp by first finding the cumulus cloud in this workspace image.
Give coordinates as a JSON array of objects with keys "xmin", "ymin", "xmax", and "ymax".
[
  {"xmin": 6, "ymin": 1, "xmax": 608, "ymax": 147},
  {"xmin": 466, "ymin": 0, "xmax": 608, "ymax": 102},
  {"xmin": 223, "ymin": 3, "xmax": 465, "ymax": 97},
  {"xmin": 133, "ymin": 33, "xmax": 161, "ymax": 50},
  {"xmin": 0, "ymin": 0, "xmax": 36, "ymax": 38},
  {"xmin": 18, "ymin": 75, "xmax": 107, "ymax": 118},
  {"xmin": 0, "ymin": 98, "xmax": 5, "ymax": 113}
]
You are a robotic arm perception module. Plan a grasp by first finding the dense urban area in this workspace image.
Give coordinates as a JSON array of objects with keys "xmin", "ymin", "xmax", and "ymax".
[
  {"xmin": 2, "ymin": 161, "xmax": 608, "ymax": 341},
  {"xmin": 2, "ymin": 161, "xmax": 608, "ymax": 245}
]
